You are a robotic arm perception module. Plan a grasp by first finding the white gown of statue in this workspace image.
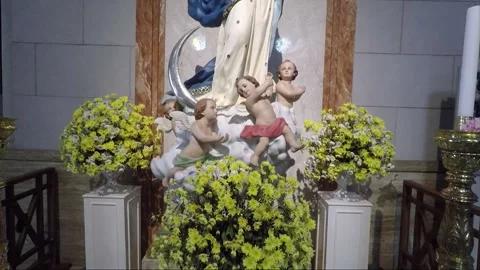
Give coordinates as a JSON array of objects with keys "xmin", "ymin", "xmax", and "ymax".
[
  {"xmin": 272, "ymin": 101, "xmax": 299, "ymax": 139},
  {"xmin": 197, "ymin": 0, "xmax": 277, "ymax": 108}
]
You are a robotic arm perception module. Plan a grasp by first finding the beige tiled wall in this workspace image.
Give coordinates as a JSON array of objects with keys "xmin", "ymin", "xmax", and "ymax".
[
  {"xmin": 353, "ymin": 0, "xmax": 480, "ymax": 160},
  {"xmin": 3, "ymin": 0, "xmax": 136, "ymax": 150}
]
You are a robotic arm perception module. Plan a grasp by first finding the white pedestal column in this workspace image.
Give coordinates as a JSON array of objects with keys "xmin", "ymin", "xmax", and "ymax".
[
  {"xmin": 83, "ymin": 186, "xmax": 141, "ymax": 270},
  {"xmin": 315, "ymin": 192, "xmax": 373, "ymax": 269}
]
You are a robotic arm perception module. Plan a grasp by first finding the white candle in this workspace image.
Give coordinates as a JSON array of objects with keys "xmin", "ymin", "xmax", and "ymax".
[{"xmin": 457, "ymin": 5, "xmax": 480, "ymax": 117}]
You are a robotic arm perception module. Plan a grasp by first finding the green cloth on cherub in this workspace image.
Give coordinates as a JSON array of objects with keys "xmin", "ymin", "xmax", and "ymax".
[{"xmin": 172, "ymin": 154, "xmax": 210, "ymax": 168}]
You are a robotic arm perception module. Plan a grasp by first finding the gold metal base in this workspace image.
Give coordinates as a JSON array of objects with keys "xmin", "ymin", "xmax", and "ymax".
[
  {"xmin": 436, "ymin": 201, "xmax": 474, "ymax": 269},
  {"xmin": 435, "ymin": 122, "xmax": 480, "ymax": 270}
]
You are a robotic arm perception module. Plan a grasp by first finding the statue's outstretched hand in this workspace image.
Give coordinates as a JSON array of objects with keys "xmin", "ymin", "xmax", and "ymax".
[
  {"xmin": 263, "ymin": 89, "xmax": 273, "ymax": 98},
  {"xmin": 217, "ymin": 134, "xmax": 229, "ymax": 143},
  {"xmin": 218, "ymin": 133, "xmax": 229, "ymax": 143},
  {"xmin": 262, "ymin": 72, "xmax": 274, "ymax": 98},
  {"xmin": 223, "ymin": 133, "xmax": 229, "ymax": 142},
  {"xmin": 265, "ymin": 73, "xmax": 274, "ymax": 87}
]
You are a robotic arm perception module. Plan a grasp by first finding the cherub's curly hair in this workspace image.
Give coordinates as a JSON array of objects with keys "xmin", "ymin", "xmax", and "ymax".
[
  {"xmin": 277, "ymin": 60, "xmax": 298, "ymax": 80},
  {"xmin": 194, "ymin": 98, "xmax": 215, "ymax": 120},
  {"xmin": 235, "ymin": 75, "xmax": 259, "ymax": 98}
]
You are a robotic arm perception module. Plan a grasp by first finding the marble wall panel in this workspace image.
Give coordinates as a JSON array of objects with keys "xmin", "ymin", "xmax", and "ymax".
[
  {"xmin": 36, "ymin": 44, "xmax": 131, "ymax": 98},
  {"xmin": 135, "ymin": 0, "xmax": 165, "ymax": 117},
  {"xmin": 402, "ymin": 1, "xmax": 476, "ymax": 55},
  {"xmin": 11, "ymin": 43, "xmax": 35, "ymax": 96},
  {"xmin": 352, "ymin": 54, "xmax": 455, "ymax": 109},
  {"xmin": 323, "ymin": 0, "xmax": 357, "ymax": 111},
  {"xmin": 84, "ymin": 0, "xmax": 136, "ymax": 46},
  {"xmin": 355, "ymin": 0, "xmax": 402, "ymax": 54},
  {"xmin": 11, "ymin": 95, "xmax": 91, "ymax": 150},
  {"xmin": 12, "ymin": 0, "xmax": 83, "ymax": 44}
]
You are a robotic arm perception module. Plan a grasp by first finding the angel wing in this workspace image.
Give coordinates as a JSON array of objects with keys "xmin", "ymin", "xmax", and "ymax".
[
  {"xmin": 170, "ymin": 111, "xmax": 191, "ymax": 132},
  {"xmin": 154, "ymin": 117, "xmax": 173, "ymax": 132}
]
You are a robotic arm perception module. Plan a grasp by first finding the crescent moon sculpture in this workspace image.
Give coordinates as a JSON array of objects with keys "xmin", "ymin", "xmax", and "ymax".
[{"xmin": 168, "ymin": 26, "xmax": 200, "ymax": 109}]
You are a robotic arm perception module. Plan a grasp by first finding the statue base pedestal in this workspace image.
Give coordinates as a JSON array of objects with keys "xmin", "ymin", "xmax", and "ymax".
[
  {"xmin": 315, "ymin": 191, "xmax": 373, "ymax": 269},
  {"xmin": 83, "ymin": 186, "xmax": 141, "ymax": 269}
]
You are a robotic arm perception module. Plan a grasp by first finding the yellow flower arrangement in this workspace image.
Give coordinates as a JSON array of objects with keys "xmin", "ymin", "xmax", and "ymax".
[
  {"xmin": 303, "ymin": 103, "xmax": 395, "ymax": 182},
  {"xmin": 150, "ymin": 157, "xmax": 315, "ymax": 269},
  {"xmin": 60, "ymin": 94, "xmax": 161, "ymax": 176}
]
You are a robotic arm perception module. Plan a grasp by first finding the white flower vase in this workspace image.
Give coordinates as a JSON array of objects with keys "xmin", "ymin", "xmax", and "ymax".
[
  {"xmin": 332, "ymin": 170, "xmax": 355, "ymax": 200},
  {"xmin": 97, "ymin": 169, "xmax": 135, "ymax": 196}
]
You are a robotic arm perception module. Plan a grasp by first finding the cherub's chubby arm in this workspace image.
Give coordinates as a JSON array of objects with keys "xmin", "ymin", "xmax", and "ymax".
[
  {"xmin": 262, "ymin": 72, "xmax": 275, "ymax": 98},
  {"xmin": 191, "ymin": 123, "xmax": 228, "ymax": 143},
  {"xmin": 247, "ymin": 74, "xmax": 274, "ymax": 102},
  {"xmin": 276, "ymin": 81, "xmax": 306, "ymax": 99}
]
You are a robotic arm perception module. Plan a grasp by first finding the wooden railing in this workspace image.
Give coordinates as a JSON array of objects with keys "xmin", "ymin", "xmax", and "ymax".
[
  {"xmin": 1, "ymin": 167, "xmax": 70, "ymax": 270},
  {"xmin": 398, "ymin": 180, "xmax": 480, "ymax": 269}
]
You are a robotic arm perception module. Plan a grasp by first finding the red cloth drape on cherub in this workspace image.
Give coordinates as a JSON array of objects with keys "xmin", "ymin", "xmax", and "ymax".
[{"xmin": 240, "ymin": 118, "xmax": 286, "ymax": 139}]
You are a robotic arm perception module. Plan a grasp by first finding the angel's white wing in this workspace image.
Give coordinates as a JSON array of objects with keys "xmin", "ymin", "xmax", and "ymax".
[
  {"xmin": 170, "ymin": 111, "xmax": 191, "ymax": 132},
  {"xmin": 154, "ymin": 117, "xmax": 173, "ymax": 132}
]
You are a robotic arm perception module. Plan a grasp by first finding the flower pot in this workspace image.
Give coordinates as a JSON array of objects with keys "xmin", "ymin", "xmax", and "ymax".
[
  {"xmin": 97, "ymin": 168, "xmax": 135, "ymax": 196},
  {"xmin": 332, "ymin": 170, "xmax": 354, "ymax": 200}
]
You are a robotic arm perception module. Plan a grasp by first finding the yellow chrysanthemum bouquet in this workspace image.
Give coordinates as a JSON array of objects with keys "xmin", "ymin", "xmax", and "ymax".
[
  {"xmin": 150, "ymin": 157, "xmax": 315, "ymax": 269},
  {"xmin": 60, "ymin": 94, "xmax": 161, "ymax": 177},
  {"xmin": 303, "ymin": 103, "xmax": 395, "ymax": 183}
]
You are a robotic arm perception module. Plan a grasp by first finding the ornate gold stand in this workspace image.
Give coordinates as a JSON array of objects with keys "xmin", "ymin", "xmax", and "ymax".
[
  {"xmin": 0, "ymin": 118, "xmax": 16, "ymax": 270},
  {"xmin": 435, "ymin": 116, "xmax": 480, "ymax": 269}
]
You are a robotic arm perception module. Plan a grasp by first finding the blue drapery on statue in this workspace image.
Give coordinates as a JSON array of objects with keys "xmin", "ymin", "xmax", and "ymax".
[
  {"xmin": 183, "ymin": 58, "xmax": 216, "ymax": 90},
  {"xmin": 187, "ymin": 0, "xmax": 232, "ymax": 28},
  {"xmin": 181, "ymin": 0, "xmax": 232, "ymax": 94}
]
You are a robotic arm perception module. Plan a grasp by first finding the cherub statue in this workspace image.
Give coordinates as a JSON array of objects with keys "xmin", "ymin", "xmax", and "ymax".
[
  {"xmin": 236, "ymin": 74, "xmax": 303, "ymax": 166},
  {"xmin": 150, "ymin": 97, "xmax": 190, "ymax": 181},
  {"xmin": 162, "ymin": 95, "xmax": 184, "ymax": 120},
  {"xmin": 162, "ymin": 98, "xmax": 229, "ymax": 186},
  {"xmin": 272, "ymin": 60, "xmax": 306, "ymax": 138}
]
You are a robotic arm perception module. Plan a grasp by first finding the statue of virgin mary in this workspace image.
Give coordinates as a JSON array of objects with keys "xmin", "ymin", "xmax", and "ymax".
[{"xmin": 180, "ymin": 0, "xmax": 284, "ymax": 109}]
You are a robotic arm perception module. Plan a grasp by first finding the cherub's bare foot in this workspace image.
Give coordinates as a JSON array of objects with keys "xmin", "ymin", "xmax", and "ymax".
[
  {"xmin": 249, "ymin": 155, "xmax": 260, "ymax": 167},
  {"xmin": 290, "ymin": 142, "xmax": 305, "ymax": 153},
  {"xmin": 162, "ymin": 178, "xmax": 170, "ymax": 187}
]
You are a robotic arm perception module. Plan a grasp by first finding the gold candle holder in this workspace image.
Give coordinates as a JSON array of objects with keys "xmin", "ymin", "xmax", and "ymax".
[
  {"xmin": 435, "ymin": 116, "xmax": 480, "ymax": 269},
  {"xmin": 0, "ymin": 117, "xmax": 16, "ymax": 270}
]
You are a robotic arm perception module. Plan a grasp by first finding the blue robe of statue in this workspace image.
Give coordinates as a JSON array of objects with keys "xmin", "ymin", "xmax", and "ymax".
[{"xmin": 187, "ymin": 0, "xmax": 232, "ymax": 28}]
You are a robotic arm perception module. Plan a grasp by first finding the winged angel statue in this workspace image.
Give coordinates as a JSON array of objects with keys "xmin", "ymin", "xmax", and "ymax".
[{"xmin": 150, "ymin": 111, "xmax": 196, "ymax": 181}]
